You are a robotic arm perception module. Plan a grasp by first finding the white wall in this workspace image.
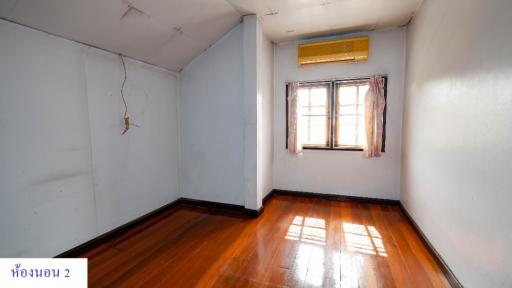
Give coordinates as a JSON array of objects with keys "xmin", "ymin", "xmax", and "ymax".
[
  {"xmin": 84, "ymin": 49, "xmax": 180, "ymax": 234},
  {"xmin": 0, "ymin": 19, "xmax": 180, "ymax": 257},
  {"xmin": 402, "ymin": 0, "xmax": 512, "ymax": 287},
  {"xmin": 242, "ymin": 16, "xmax": 259, "ymax": 209},
  {"xmin": 259, "ymin": 24, "xmax": 274, "ymax": 200},
  {"xmin": 0, "ymin": 19, "xmax": 96, "ymax": 257},
  {"xmin": 273, "ymin": 29, "xmax": 405, "ymax": 200},
  {"xmin": 244, "ymin": 15, "xmax": 274, "ymax": 209},
  {"xmin": 180, "ymin": 24, "xmax": 245, "ymax": 206},
  {"xmin": 180, "ymin": 17, "xmax": 273, "ymax": 210}
]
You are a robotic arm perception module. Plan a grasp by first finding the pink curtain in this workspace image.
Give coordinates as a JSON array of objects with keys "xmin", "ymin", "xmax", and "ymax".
[
  {"xmin": 363, "ymin": 76, "xmax": 386, "ymax": 158},
  {"xmin": 287, "ymin": 82, "xmax": 303, "ymax": 154}
]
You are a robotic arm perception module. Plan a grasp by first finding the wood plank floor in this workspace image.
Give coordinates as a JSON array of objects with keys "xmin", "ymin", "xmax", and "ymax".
[{"xmin": 83, "ymin": 195, "xmax": 451, "ymax": 287}]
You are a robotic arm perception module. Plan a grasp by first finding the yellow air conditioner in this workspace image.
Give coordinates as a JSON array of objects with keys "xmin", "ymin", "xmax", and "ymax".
[{"xmin": 298, "ymin": 36, "xmax": 369, "ymax": 65}]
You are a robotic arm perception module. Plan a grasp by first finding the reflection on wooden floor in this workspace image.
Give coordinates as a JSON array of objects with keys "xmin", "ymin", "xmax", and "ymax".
[{"xmin": 83, "ymin": 195, "xmax": 450, "ymax": 287}]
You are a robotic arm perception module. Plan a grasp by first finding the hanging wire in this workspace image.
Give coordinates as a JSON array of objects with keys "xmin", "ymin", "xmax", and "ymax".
[
  {"xmin": 120, "ymin": 54, "xmax": 128, "ymax": 119},
  {"xmin": 120, "ymin": 54, "xmax": 130, "ymax": 135}
]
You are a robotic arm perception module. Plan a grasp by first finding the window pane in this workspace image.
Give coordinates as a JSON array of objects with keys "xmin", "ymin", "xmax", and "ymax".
[
  {"xmin": 301, "ymin": 117, "xmax": 328, "ymax": 145},
  {"xmin": 310, "ymin": 88, "xmax": 328, "ymax": 105},
  {"xmin": 338, "ymin": 123, "xmax": 356, "ymax": 145},
  {"xmin": 339, "ymin": 86, "xmax": 357, "ymax": 105},
  {"xmin": 359, "ymin": 85, "xmax": 369, "ymax": 103},
  {"xmin": 301, "ymin": 106, "xmax": 328, "ymax": 115},
  {"xmin": 358, "ymin": 125, "xmax": 367, "ymax": 146},
  {"xmin": 335, "ymin": 81, "xmax": 369, "ymax": 148},
  {"xmin": 339, "ymin": 115, "xmax": 357, "ymax": 125},
  {"xmin": 298, "ymin": 85, "xmax": 329, "ymax": 147},
  {"xmin": 298, "ymin": 89, "xmax": 309, "ymax": 99},
  {"xmin": 339, "ymin": 105, "xmax": 357, "ymax": 115},
  {"xmin": 301, "ymin": 116, "xmax": 328, "ymax": 145}
]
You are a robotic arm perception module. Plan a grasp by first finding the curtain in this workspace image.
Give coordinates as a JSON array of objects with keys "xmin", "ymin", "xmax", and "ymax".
[
  {"xmin": 363, "ymin": 76, "xmax": 386, "ymax": 158},
  {"xmin": 287, "ymin": 82, "xmax": 303, "ymax": 154}
]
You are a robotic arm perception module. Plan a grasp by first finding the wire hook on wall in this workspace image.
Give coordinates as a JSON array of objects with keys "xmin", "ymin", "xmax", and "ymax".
[{"xmin": 119, "ymin": 54, "xmax": 131, "ymax": 135}]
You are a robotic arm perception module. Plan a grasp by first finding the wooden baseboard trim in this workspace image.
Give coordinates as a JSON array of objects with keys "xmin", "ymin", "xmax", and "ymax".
[
  {"xmin": 262, "ymin": 190, "xmax": 274, "ymax": 204},
  {"xmin": 399, "ymin": 203, "xmax": 463, "ymax": 288},
  {"xmin": 245, "ymin": 207, "xmax": 262, "ymax": 218},
  {"xmin": 180, "ymin": 198, "xmax": 240, "ymax": 212},
  {"xmin": 180, "ymin": 197, "xmax": 261, "ymax": 218},
  {"xmin": 56, "ymin": 198, "xmax": 182, "ymax": 258},
  {"xmin": 56, "ymin": 197, "xmax": 259, "ymax": 258},
  {"xmin": 268, "ymin": 189, "xmax": 400, "ymax": 206}
]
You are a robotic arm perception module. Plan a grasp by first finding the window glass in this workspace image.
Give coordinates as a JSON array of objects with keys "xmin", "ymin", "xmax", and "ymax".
[
  {"xmin": 335, "ymin": 82, "xmax": 369, "ymax": 148},
  {"xmin": 298, "ymin": 85, "xmax": 330, "ymax": 147}
]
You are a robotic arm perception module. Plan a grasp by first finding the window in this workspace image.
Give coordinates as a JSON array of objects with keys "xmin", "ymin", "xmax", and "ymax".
[
  {"xmin": 335, "ymin": 80, "xmax": 369, "ymax": 149},
  {"xmin": 286, "ymin": 77, "xmax": 387, "ymax": 151},
  {"xmin": 298, "ymin": 82, "xmax": 331, "ymax": 148}
]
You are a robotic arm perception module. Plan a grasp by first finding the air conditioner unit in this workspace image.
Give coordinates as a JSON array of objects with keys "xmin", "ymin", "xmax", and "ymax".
[{"xmin": 298, "ymin": 36, "xmax": 369, "ymax": 65}]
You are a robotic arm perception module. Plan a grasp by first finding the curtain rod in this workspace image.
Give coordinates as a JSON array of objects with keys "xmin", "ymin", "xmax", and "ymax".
[{"xmin": 285, "ymin": 74, "xmax": 388, "ymax": 85}]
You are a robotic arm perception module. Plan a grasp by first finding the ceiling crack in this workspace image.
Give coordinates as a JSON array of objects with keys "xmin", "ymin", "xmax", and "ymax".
[{"xmin": 120, "ymin": 1, "xmax": 147, "ymax": 20}]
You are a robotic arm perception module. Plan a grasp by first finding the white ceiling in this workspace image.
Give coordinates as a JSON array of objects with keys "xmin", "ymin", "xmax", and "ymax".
[
  {"xmin": 0, "ymin": 0, "xmax": 242, "ymax": 71},
  {"xmin": 228, "ymin": 0, "xmax": 423, "ymax": 42},
  {"xmin": 0, "ymin": 0, "xmax": 422, "ymax": 71}
]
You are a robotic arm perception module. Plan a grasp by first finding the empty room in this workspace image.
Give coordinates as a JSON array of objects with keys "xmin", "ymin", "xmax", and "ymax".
[{"xmin": 0, "ymin": 0, "xmax": 510, "ymax": 287}]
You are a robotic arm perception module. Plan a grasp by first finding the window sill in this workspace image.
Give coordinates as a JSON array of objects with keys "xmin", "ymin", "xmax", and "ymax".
[{"xmin": 302, "ymin": 147, "xmax": 364, "ymax": 152}]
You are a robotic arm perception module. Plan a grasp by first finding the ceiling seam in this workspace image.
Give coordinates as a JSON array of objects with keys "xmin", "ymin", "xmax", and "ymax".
[{"xmin": 0, "ymin": 16, "xmax": 180, "ymax": 74}]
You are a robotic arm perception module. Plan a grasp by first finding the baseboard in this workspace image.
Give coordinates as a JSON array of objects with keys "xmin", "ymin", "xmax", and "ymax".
[
  {"xmin": 56, "ymin": 197, "xmax": 258, "ymax": 258},
  {"xmin": 262, "ymin": 190, "xmax": 274, "ymax": 204},
  {"xmin": 399, "ymin": 203, "xmax": 463, "ymax": 288},
  {"xmin": 56, "ymin": 198, "xmax": 182, "ymax": 258},
  {"xmin": 269, "ymin": 189, "xmax": 400, "ymax": 206},
  {"xmin": 179, "ymin": 197, "xmax": 261, "ymax": 218},
  {"xmin": 245, "ymin": 207, "xmax": 263, "ymax": 217}
]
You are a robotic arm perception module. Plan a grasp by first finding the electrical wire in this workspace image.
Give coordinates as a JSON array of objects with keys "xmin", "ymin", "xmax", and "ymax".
[
  {"xmin": 120, "ymin": 54, "xmax": 128, "ymax": 119},
  {"xmin": 119, "ymin": 54, "xmax": 131, "ymax": 135}
]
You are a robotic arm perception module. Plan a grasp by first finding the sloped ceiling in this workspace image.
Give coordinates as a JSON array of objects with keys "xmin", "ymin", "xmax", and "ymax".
[
  {"xmin": 0, "ymin": 0, "xmax": 422, "ymax": 71},
  {"xmin": 227, "ymin": 0, "xmax": 423, "ymax": 42},
  {"xmin": 0, "ymin": 0, "xmax": 242, "ymax": 71}
]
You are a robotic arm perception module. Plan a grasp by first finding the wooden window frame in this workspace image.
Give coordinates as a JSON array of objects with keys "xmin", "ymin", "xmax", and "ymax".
[
  {"xmin": 297, "ymin": 82, "xmax": 331, "ymax": 149},
  {"xmin": 286, "ymin": 76, "xmax": 387, "ymax": 152}
]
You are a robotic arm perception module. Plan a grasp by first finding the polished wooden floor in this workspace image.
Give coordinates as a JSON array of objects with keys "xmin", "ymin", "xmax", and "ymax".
[{"xmin": 83, "ymin": 195, "xmax": 450, "ymax": 287}]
